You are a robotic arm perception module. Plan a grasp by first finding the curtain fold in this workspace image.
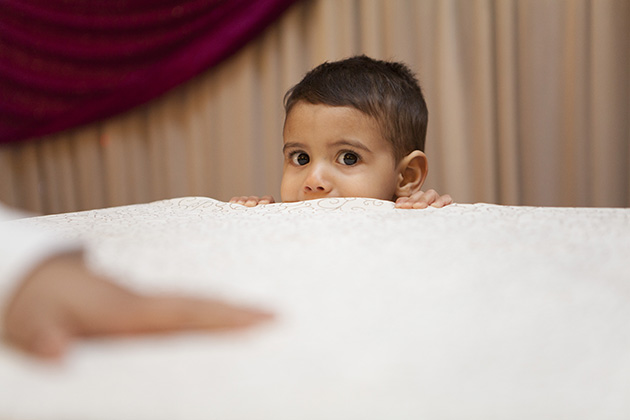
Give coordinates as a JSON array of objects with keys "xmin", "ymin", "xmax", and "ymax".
[{"xmin": 0, "ymin": 0, "xmax": 299, "ymax": 144}]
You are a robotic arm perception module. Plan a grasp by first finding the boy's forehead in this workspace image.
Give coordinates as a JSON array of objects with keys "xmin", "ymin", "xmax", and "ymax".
[
  {"xmin": 283, "ymin": 102, "xmax": 382, "ymax": 135},
  {"xmin": 282, "ymin": 102, "xmax": 396, "ymax": 156}
]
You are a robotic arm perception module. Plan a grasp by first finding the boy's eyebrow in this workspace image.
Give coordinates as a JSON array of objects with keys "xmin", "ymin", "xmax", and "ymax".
[
  {"xmin": 282, "ymin": 142, "xmax": 306, "ymax": 153},
  {"xmin": 282, "ymin": 139, "xmax": 372, "ymax": 153},
  {"xmin": 331, "ymin": 139, "xmax": 372, "ymax": 153}
]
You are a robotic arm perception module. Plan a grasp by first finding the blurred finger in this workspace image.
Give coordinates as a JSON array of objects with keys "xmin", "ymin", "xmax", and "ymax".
[
  {"xmin": 143, "ymin": 297, "xmax": 273, "ymax": 330},
  {"xmin": 5, "ymin": 308, "xmax": 69, "ymax": 359},
  {"xmin": 30, "ymin": 326, "xmax": 71, "ymax": 359},
  {"xmin": 80, "ymin": 292, "xmax": 273, "ymax": 335}
]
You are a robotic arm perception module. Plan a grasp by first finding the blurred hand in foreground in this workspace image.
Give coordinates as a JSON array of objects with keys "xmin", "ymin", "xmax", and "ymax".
[{"xmin": 4, "ymin": 253, "xmax": 273, "ymax": 359}]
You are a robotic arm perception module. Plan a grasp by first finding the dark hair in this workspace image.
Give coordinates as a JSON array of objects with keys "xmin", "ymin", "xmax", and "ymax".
[{"xmin": 283, "ymin": 55, "xmax": 428, "ymax": 159}]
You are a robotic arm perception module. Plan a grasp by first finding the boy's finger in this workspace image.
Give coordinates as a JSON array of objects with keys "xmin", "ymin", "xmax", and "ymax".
[
  {"xmin": 244, "ymin": 196, "xmax": 260, "ymax": 207},
  {"xmin": 394, "ymin": 198, "xmax": 411, "ymax": 209},
  {"xmin": 411, "ymin": 201, "xmax": 429, "ymax": 209},
  {"xmin": 422, "ymin": 189, "xmax": 439, "ymax": 203},
  {"xmin": 258, "ymin": 196, "xmax": 275, "ymax": 204},
  {"xmin": 229, "ymin": 196, "xmax": 246, "ymax": 204},
  {"xmin": 431, "ymin": 194, "xmax": 453, "ymax": 208}
]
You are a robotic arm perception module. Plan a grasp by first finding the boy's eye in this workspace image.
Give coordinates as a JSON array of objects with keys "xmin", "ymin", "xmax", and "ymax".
[
  {"xmin": 291, "ymin": 152, "xmax": 310, "ymax": 166},
  {"xmin": 338, "ymin": 152, "xmax": 359, "ymax": 166}
]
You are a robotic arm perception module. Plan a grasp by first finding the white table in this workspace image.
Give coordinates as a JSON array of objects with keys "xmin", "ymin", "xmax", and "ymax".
[{"xmin": 2, "ymin": 197, "xmax": 629, "ymax": 420}]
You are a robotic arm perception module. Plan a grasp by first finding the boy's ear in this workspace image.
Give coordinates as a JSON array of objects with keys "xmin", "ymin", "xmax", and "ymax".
[{"xmin": 395, "ymin": 150, "xmax": 428, "ymax": 198}]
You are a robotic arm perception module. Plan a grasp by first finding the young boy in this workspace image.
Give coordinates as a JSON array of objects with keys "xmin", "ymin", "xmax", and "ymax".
[{"xmin": 230, "ymin": 55, "xmax": 452, "ymax": 209}]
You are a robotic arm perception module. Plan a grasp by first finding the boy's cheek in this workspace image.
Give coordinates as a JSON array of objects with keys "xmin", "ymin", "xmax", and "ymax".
[{"xmin": 279, "ymin": 176, "xmax": 295, "ymax": 202}]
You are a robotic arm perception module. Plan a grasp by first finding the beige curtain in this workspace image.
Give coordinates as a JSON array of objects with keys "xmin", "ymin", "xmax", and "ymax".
[{"xmin": 1, "ymin": 0, "xmax": 628, "ymax": 214}]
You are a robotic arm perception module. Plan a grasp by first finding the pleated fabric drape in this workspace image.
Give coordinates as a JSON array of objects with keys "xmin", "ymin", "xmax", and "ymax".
[
  {"xmin": 1, "ymin": 0, "xmax": 628, "ymax": 214},
  {"xmin": 0, "ymin": 0, "xmax": 299, "ymax": 144}
]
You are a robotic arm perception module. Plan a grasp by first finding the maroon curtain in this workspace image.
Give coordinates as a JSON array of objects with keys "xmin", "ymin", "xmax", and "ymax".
[{"xmin": 0, "ymin": 0, "xmax": 299, "ymax": 145}]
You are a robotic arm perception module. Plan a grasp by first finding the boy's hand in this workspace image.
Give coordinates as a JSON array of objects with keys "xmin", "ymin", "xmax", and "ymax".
[
  {"xmin": 395, "ymin": 189, "xmax": 453, "ymax": 209},
  {"xmin": 229, "ymin": 196, "xmax": 275, "ymax": 207},
  {"xmin": 4, "ymin": 253, "xmax": 273, "ymax": 359}
]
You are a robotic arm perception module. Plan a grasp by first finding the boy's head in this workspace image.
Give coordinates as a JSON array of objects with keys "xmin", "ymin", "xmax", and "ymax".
[
  {"xmin": 284, "ymin": 55, "xmax": 428, "ymax": 160},
  {"xmin": 280, "ymin": 55, "xmax": 429, "ymax": 203}
]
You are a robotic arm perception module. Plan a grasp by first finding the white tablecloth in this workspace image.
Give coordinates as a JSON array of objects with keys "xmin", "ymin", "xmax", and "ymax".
[{"xmin": 2, "ymin": 197, "xmax": 629, "ymax": 420}]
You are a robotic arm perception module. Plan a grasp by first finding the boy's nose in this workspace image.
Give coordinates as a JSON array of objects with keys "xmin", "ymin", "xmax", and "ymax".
[{"xmin": 303, "ymin": 167, "xmax": 332, "ymax": 194}]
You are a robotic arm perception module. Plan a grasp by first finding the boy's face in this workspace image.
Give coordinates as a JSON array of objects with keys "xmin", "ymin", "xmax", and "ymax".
[{"xmin": 280, "ymin": 102, "xmax": 400, "ymax": 202}]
